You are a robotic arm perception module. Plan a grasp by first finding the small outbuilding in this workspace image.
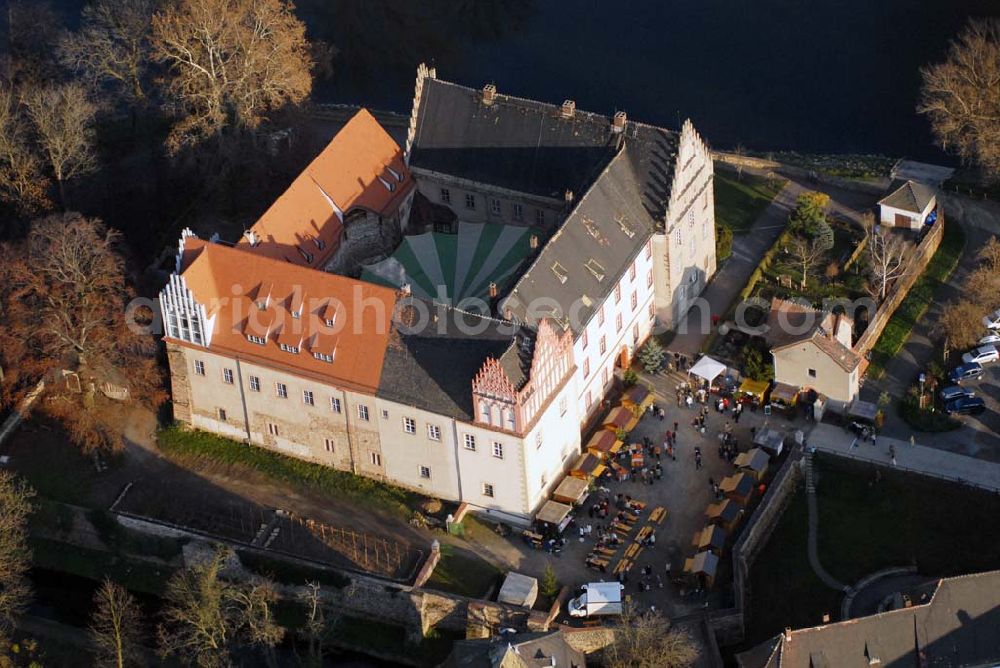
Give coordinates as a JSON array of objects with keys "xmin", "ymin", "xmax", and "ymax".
[
  {"xmin": 603, "ymin": 406, "xmax": 636, "ymax": 433},
  {"xmin": 753, "ymin": 426, "xmax": 786, "ymax": 457},
  {"xmin": 569, "ymin": 452, "xmax": 606, "ymax": 481},
  {"xmin": 878, "ymin": 179, "xmax": 938, "ymax": 230},
  {"xmin": 684, "ymin": 550, "xmax": 720, "ymax": 588},
  {"xmin": 707, "ymin": 499, "xmax": 744, "ymax": 532},
  {"xmin": 621, "ymin": 383, "xmax": 654, "ymax": 414},
  {"xmin": 692, "ymin": 524, "xmax": 727, "ymax": 554},
  {"xmin": 586, "ymin": 430, "xmax": 623, "ymax": 460},
  {"xmin": 552, "ymin": 476, "xmax": 590, "ymax": 506},
  {"xmin": 535, "ymin": 500, "xmax": 573, "ymax": 534},
  {"xmin": 497, "ymin": 572, "xmax": 539, "ymax": 609},
  {"xmin": 735, "ymin": 448, "xmax": 771, "ymax": 480},
  {"xmin": 721, "ymin": 472, "xmax": 755, "ymax": 504}
]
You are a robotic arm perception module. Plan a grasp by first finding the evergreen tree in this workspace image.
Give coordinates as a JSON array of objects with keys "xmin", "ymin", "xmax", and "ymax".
[{"xmin": 637, "ymin": 339, "xmax": 666, "ymax": 374}]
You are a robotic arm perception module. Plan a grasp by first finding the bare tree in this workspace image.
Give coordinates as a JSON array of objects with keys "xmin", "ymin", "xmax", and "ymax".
[
  {"xmin": 90, "ymin": 579, "xmax": 145, "ymax": 668},
  {"xmin": 58, "ymin": 0, "xmax": 156, "ymax": 107},
  {"xmin": 0, "ymin": 472, "xmax": 35, "ymax": 645},
  {"xmin": 919, "ymin": 20, "xmax": 1000, "ymax": 181},
  {"xmin": 937, "ymin": 299, "xmax": 985, "ymax": 359},
  {"xmin": 0, "ymin": 84, "xmax": 51, "ymax": 215},
  {"xmin": 0, "ymin": 213, "xmax": 166, "ymax": 452},
  {"xmin": 787, "ymin": 234, "xmax": 828, "ymax": 290},
  {"xmin": 604, "ymin": 607, "xmax": 699, "ymax": 668},
  {"xmin": 976, "ymin": 236, "xmax": 1000, "ymax": 272},
  {"xmin": 5, "ymin": 1, "xmax": 66, "ymax": 87},
  {"xmin": 158, "ymin": 549, "xmax": 235, "ymax": 668},
  {"xmin": 863, "ymin": 215, "xmax": 909, "ymax": 301},
  {"xmin": 151, "ymin": 0, "xmax": 313, "ymax": 154},
  {"xmin": 733, "ymin": 143, "xmax": 746, "ymax": 181},
  {"xmin": 23, "ymin": 83, "xmax": 98, "ymax": 207},
  {"xmin": 230, "ymin": 580, "xmax": 284, "ymax": 667}
]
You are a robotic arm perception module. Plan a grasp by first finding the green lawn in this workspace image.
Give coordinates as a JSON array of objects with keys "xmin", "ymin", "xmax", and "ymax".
[
  {"xmin": 745, "ymin": 454, "xmax": 1000, "ymax": 646},
  {"xmin": 714, "ymin": 169, "xmax": 786, "ymax": 235},
  {"xmin": 867, "ymin": 221, "xmax": 966, "ymax": 378},
  {"xmin": 156, "ymin": 426, "xmax": 419, "ymax": 519},
  {"xmin": 424, "ymin": 543, "xmax": 501, "ymax": 599}
]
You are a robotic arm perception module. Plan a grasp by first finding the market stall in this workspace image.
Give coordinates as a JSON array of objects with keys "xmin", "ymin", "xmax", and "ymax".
[
  {"xmin": 720, "ymin": 472, "xmax": 755, "ymax": 505},
  {"xmin": 689, "ymin": 355, "xmax": 728, "ymax": 385},
  {"xmin": 585, "ymin": 430, "xmax": 623, "ymax": 460},
  {"xmin": 692, "ymin": 524, "xmax": 727, "ymax": 555},
  {"xmin": 768, "ymin": 382, "xmax": 799, "ymax": 414},
  {"xmin": 552, "ymin": 476, "xmax": 590, "ymax": 506},
  {"xmin": 603, "ymin": 406, "xmax": 637, "ymax": 433},
  {"xmin": 684, "ymin": 550, "xmax": 720, "ymax": 588},
  {"xmin": 738, "ymin": 378, "xmax": 769, "ymax": 406},
  {"xmin": 753, "ymin": 426, "xmax": 785, "ymax": 456},
  {"xmin": 621, "ymin": 383, "xmax": 654, "ymax": 414},
  {"xmin": 734, "ymin": 448, "xmax": 771, "ymax": 481},
  {"xmin": 706, "ymin": 499, "xmax": 744, "ymax": 532},
  {"xmin": 569, "ymin": 452, "xmax": 606, "ymax": 481},
  {"xmin": 535, "ymin": 500, "xmax": 573, "ymax": 534}
]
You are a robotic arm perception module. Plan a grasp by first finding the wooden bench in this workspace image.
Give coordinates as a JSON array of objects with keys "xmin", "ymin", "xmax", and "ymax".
[
  {"xmin": 612, "ymin": 521, "xmax": 631, "ymax": 534},
  {"xmin": 649, "ymin": 506, "xmax": 668, "ymax": 525},
  {"xmin": 595, "ymin": 545, "xmax": 618, "ymax": 557},
  {"xmin": 636, "ymin": 526, "xmax": 653, "ymax": 543},
  {"xmin": 624, "ymin": 543, "xmax": 643, "ymax": 560},
  {"xmin": 612, "ymin": 558, "xmax": 633, "ymax": 575},
  {"xmin": 586, "ymin": 556, "xmax": 610, "ymax": 571},
  {"xmin": 628, "ymin": 501, "xmax": 648, "ymax": 512}
]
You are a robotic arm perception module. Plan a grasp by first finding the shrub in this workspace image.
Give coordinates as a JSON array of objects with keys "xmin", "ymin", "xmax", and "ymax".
[
  {"xmin": 622, "ymin": 368, "xmax": 639, "ymax": 387},
  {"xmin": 716, "ymin": 224, "xmax": 734, "ymax": 263},
  {"xmin": 899, "ymin": 395, "xmax": 959, "ymax": 432},
  {"xmin": 540, "ymin": 564, "xmax": 560, "ymax": 600},
  {"xmin": 742, "ymin": 346, "xmax": 774, "ymax": 382}
]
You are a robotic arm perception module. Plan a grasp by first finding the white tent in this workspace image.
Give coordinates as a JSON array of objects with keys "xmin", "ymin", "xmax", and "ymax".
[
  {"xmin": 689, "ymin": 356, "xmax": 727, "ymax": 383},
  {"xmin": 498, "ymin": 572, "xmax": 538, "ymax": 608}
]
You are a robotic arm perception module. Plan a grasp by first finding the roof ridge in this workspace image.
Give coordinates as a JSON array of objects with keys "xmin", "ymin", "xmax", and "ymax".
[{"xmin": 427, "ymin": 76, "xmax": 615, "ymax": 125}]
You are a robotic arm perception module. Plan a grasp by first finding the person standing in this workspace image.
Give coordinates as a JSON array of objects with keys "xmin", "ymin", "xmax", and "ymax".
[{"xmin": 889, "ymin": 443, "xmax": 897, "ymax": 466}]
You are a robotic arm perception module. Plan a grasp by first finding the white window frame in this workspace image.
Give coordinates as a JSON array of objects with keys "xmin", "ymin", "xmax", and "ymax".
[
  {"xmin": 194, "ymin": 360, "xmax": 205, "ymax": 376},
  {"xmin": 512, "ymin": 203, "xmax": 523, "ymax": 221},
  {"xmin": 403, "ymin": 417, "xmax": 416, "ymax": 434},
  {"xmin": 303, "ymin": 390, "xmax": 314, "ymax": 406},
  {"xmin": 465, "ymin": 193, "xmax": 476, "ymax": 210},
  {"xmin": 275, "ymin": 383, "xmax": 288, "ymax": 399},
  {"xmin": 464, "ymin": 434, "xmax": 476, "ymax": 451},
  {"xmin": 419, "ymin": 465, "xmax": 431, "ymax": 479},
  {"xmin": 330, "ymin": 397, "xmax": 342, "ymax": 413},
  {"xmin": 427, "ymin": 424, "xmax": 442, "ymax": 441},
  {"xmin": 483, "ymin": 483, "xmax": 495, "ymax": 498},
  {"xmin": 267, "ymin": 422, "xmax": 279, "ymax": 436},
  {"xmin": 492, "ymin": 442, "xmax": 504, "ymax": 459},
  {"xmin": 248, "ymin": 375, "xmax": 260, "ymax": 392},
  {"xmin": 369, "ymin": 451, "xmax": 382, "ymax": 466},
  {"xmin": 324, "ymin": 438, "xmax": 335, "ymax": 453},
  {"xmin": 222, "ymin": 368, "xmax": 234, "ymax": 384},
  {"xmin": 490, "ymin": 197, "xmax": 501, "ymax": 215},
  {"xmin": 358, "ymin": 405, "xmax": 370, "ymax": 421},
  {"xmin": 535, "ymin": 209, "xmax": 545, "ymax": 225},
  {"xmin": 440, "ymin": 187, "xmax": 451, "ymax": 203}
]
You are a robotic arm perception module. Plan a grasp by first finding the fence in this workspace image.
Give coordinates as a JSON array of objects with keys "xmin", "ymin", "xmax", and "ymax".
[
  {"xmin": 853, "ymin": 216, "xmax": 945, "ymax": 356},
  {"xmin": 815, "ymin": 447, "xmax": 999, "ymax": 494}
]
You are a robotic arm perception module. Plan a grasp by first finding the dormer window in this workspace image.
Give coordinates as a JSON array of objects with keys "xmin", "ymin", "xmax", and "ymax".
[
  {"xmin": 617, "ymin": 214, "xmax": 635, "ymax": 238},
  {"xmin": 247, "ymin": 334, "xmax": 267, "ymax": 345},
  {"xmin": 256, "ymin": 300, "xmax": 267, "ymax": 310},
  {"xmin": 551, "ymin": 262, "xmax": 568, "ymax": 284},
  {"xmin": 584, "ymin": 258, "xmax": 605, "ymax": 282},
  {"xmin": 279, "ymin": 343, "xmax": 299, "ymax": 354},
  {"xmin": 291, "ymin": 309, "xmax": 301, "ymax": 319},
  {"xmin": 378, "ymin": 175, "xmax": 395, "ymax": 192},
  {"xmin": 313, "ymin": 352, "xmax": 334, "ymax": 363},
  {"xmin": 386, "ymin": 165, "xmax": 403, "ymax": 183},
  {"xmin": 297, "ymin": 247, "xmax": 314, "ymax": 264}
]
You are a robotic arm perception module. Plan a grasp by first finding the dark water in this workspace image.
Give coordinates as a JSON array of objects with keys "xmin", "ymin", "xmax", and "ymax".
[{"xmin": 310, "ymin": 0, "xmax": 999, "ymax": 160}]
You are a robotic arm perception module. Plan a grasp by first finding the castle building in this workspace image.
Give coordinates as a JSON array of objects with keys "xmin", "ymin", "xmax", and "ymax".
[{"xmin": 160, "ymin": 67, "xmax": 716, "ymax": 521}]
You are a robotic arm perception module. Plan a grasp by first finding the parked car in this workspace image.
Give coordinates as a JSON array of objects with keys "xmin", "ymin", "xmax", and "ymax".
[
  {"xmin": 939, "ymin": 386, "xmax": 975, "ymax": 403},
  {"xmin": 962, "ymin": 345, "xmax": 999, "ymax": 365},
  {"xmin": 949, "ymin": 362, "xmax": 984, "ymax": 384},
  {"xmin": 984, "ymin": 308, "xmax": 1000, "ymax": 330},
  {"xmin": 943, "ymin": 396, "xmax": 987, "ymax": 416},
  {"xmin": 980, "ymin": 332, "xmax": 1000, "ymax": 346}
]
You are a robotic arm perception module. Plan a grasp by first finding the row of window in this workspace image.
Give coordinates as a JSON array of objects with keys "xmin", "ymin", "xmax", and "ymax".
[
  {"xmin": 440, "ymin": 188, "xmax": 545, "ymax": 225},
  {"xmin": 200, "ymin": 360, "xmax": 511, "ymax": 454}
]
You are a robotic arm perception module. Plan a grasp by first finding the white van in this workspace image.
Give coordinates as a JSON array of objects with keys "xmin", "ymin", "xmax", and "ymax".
[{"xmin": 567, "ymin": 582, "xmax": 624, "ymax": 618}]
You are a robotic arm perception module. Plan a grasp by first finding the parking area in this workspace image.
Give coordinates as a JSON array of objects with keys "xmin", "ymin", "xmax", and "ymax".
[{"xmin": 940, "ymin": 357, "xmax": 1000, "ymax": 460}]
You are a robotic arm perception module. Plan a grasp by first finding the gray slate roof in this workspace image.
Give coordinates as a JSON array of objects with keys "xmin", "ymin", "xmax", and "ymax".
[
  {"xmin": 443, "ymin": 630, "xmax": 585, "ymax": 668},
  {"xmin": 410, "ymin": 76, "xmax": 680, "ymax": 335},
  {"xmin": 378, "ymin": 302, "xmax": 519, "ymax": 421},
  {"xmin": 738, "ymin": 570, "xmax": 1000, "ymax": 668},
  {"xmin": 879, "ymin": 179, "xmax": 936, "ymax": 214}
]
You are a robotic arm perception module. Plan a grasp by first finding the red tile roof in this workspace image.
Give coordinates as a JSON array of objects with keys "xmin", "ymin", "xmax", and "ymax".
[
  {"xmin": 239, "ymin": 108, "xmax": 414, "ymax": 268},
  {"xmin": 173, "ymin": 238, "xmax": 399, "ymax": 393}
]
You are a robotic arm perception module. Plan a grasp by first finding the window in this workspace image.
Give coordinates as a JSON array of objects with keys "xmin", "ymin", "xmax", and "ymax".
[
  {"xmin": 512, "ymin": 203, "xmax": 523, "ymax": 221},
  {"xmin": 648, "ymin": 302, "xmax": 656, "ymax": 318},
  {"xmin": 325, "ymin": 318, "xmax": 335, "ymax": 328},
  {"xmin": 357, "ymin": 405, "xmax": 370, "ymax": 421},
  {"xmin": 465, "ymin": 193, "xmax": 476, "ymax": 209},
  {"xmin": 616, "ymin": 313, "xmax": 623, "ymax": 332},
  {"xmin": 248, "ymin": 375, "xmax": 260, "ymax": 392},
  {"xmin": 313, "ymin": 352, "xmax": 334, "ymax": 363},
  {"xmin": 631, "ymin": 292, "xmax": 638, "ymax": 311},
  {"xmin": 645, "ymin": 239, "xmax": 652, "ymax": 259},
  {"xmin": 479, "ymin": 401, "xmax": 491, "ymax": 424},
  {"xmin": 279, "ymin": 343, "xmax": 299, "ymax": 354},
  {"xmin": 369, "ymin": 451, "xmax": 382, "ymax": 466},
  {"xmin": 303, "ymin": 390, "xmax": 314, "ymax": 406},
  {"xmin": 419, "ymin": 466, "xmax": 431, "ymax": 479},
  {"xmin": 194, "ymin": 360, "xmax": 205, "ymax": 376},
  {"xmin": 602, "ymin": 367, "xmax": 609, "ymax": 386},
  {"xmin": 615, "ymin": 284, "xmax": 622, "ymax": 304},
  {"xmin": 276, "ymin": 383, "xmax": 288, "ymax": 399},
  {"xmin": 633, "ymin": 322, "xmax": 639, "ymax": 343},
  {"xmin": 267, "ymin": 422, "xmax": 279, "ymax": 436},
  {"xmin": 808, "ymin": 368, "xmax": 817, "ymax": 378},
  {"xmin": 492, "ymin": 442, "xmax": 504, "ymax": 459},
  {"xmin": 427, "ymin": 424, "xmax": 441, "ymax": 441},
  {"xmin": 675, "ymin": 228, "xmax": 682, "ymax": 246},
  {"xmin": 586, "ymin": 390, "xmax": 593, "ymax": 408},
  {"xmin": 222, "ymin": 368, "xmax": 234, "ymax": 384},
  {"xmin": 464, "ymin": 434, "xmax": 476, "ymax": 451},
  {"xmin": 630, "ymin": 264, "xmax": 637, "ymax": 282},
  {"xmin": 330, "ymin": 397, "xmax": 342, "ymax": 413},
  {"xmin": 490, "ymin": 197, "xmax": 501, "ymax": 215},
  {"xmin": 403, "ymin": 417, "xmax": 416, "ymax": 434},
  {"xmin": 247, "ymin": 334, "xmax": 266, "ymax": 345},
  {"xmin": 599, "ymin": 336, "xmax": 607, "ymax": 355},
  {"xmin": 583, "ymin": 358, "xmax": 591, "ymax": 378},
  {"xmin": 559, "ymin": 397, "xmax": 567, "ymax": 416},
  {"xmin": 703, "ymin": 220, "xmax": 709, "ymax": 240},
  {"xmin": 440, "ymin": 188, "xmax": 451, "ymax": 203},
  {"xmin": 483, "ymin": 483, "xmax": 495, "ymax": 498},
  {"xmin": 381, "ymin": 409, "xmax": 389, "ymax": 419},
  {"xmin": 324, "ymin": 438, "xmax": 335, "ymax": 453},
  {"xmin": 291, "ymin": 308, "xmax": 301, "ymax": 319},
  {"xmin": 689, "ymin": 209, "xmax": 695, "ymax": 225},
  {"xmin": 598, "ymin": 306, "xmax": 605, "ymax": 327},
  {"xmin": 535, "ymin": 209, "xmax": 545, "ymax": 225},
  {"xmin": 218, "ymin": 408, "xmax": 227, "ymax": 421},
  {"xmin": 536, "ymin": 432, "xmax": 543, "ymax": 450},
  {"xmin": 647, "ymin": 269, "xmax": 654, "ymax": 287},
  {"xmin": 582, "ymin": 330, "xmax": 589, "ymax": 349}
]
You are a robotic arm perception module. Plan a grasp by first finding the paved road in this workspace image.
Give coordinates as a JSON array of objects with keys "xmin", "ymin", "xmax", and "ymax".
[
  {"xmin": 808, "ymin": 423, "xmax": 1000, "ymax": 492},
  {"xmin": 861, "ymin": 194, "xmax": 1000, "ymax": 459}
]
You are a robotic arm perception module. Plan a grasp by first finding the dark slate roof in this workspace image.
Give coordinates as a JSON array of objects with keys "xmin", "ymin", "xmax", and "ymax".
[
  {"xmin": 737, "ymin": 570, "xmax": 1000, "ymax": 668},
  {"xmin": 443, "ymin": 630, "xmax": 586, "ymax": 668},
  {"xmin": 498, "ymin": 328, "xmax": 535, "ymax": 392},
  {"xmin": 410, "ymin": 79, "xmax": 620, "ymax": 199},
  {"xmin": 503, "ymin": 128, "xmax": 678, "ymax": 333},
  {"xmin": 879, "ymin": 179, "xmax": 936, "ymax": 214},
  {"xmin": 378, "ymin": 302, "xmax": 517, "ymax": 421},
  {"xmin": 410, "ymin": 76, "xmax": 680, "ymax": 335}
]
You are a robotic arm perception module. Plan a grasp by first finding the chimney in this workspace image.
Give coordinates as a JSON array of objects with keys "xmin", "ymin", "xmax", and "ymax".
[
  {"xmin": 243, "ymin": 229, "xmax": 260, "ymax": 247},
  {"xmin": 564, "ymin": 189, "xmax": 574, "ymax": 204},
  {"xmin": 489, "ymin": 282, "xmax": 498, "ymax": 298},
  {"xmin": 784, "ymin": 628, "xmax": 792, "ymax": 642},
  {"xmin": 529, "ymin": 234, "xmax": 539, "ymax": 250},
  {"xmin": 612, "ymin": 111, "xmax": 627, "ymax": 133},
  {"xmin": 822, "ymin": 613, "xmax": 831, "ymax": 623},
  {"xmin": 561, "ymin": 99, "xmax": 576, "ymax": 119},
  {"xmin": 400, "ymin": 283, "xmax": 411, "ymax": 296},
  {"xmin": 482, "ymin": 83, "xmax": 497, "ymax": 106}
]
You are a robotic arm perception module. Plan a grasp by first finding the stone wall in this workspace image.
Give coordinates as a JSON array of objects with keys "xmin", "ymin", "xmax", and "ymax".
[
  {"xmin": 854, "ymin": 217, "xmax": 945, "ymax": 357},
  {"xmin": 713, "ymin": 152, "xmax": 889, "ymax": 196},
  {"xmin": 165, "ymin": 342, "xmax": 192, "ymax": 423}
]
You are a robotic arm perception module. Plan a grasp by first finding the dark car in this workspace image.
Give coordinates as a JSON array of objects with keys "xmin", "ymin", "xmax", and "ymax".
[
  {"xmin": 944, "ymin": 397, "xmax": 987, "ymax": 416},
  {"xmin": 939, "ymin": 386, "xmax": 975, "ymax": 403},
  {"xmin": 948, "ymin": 362, "xmax": 984, "ymax": 384}
]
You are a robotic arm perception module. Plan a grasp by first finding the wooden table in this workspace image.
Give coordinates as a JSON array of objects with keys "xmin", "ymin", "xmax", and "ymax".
[
  {"xmin": 595, "ymin": 545, "xmax": 618, "ymax": 557},
  {"xmin": 636, "ymin": 526, "xmax": 653, "ymax": 543},
  {"xmin": 586, "ymin": 556, "xmax": 610, "ymax": 571},
  {"xmin": 612, "ymin": 521, "xmax": 631, "ymax": 534},
  {"xmin": 624, "ymin": 543, "xmax": 643, "ymax": 560},
  {"xmin": 613, "ymin": 557, "xmax": 634, "ymax": 575},
  {"xmin": 649, "ymin": 506, "xmax": 668, "ymax": 525}
]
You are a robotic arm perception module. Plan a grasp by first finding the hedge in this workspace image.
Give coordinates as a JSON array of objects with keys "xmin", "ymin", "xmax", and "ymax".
[{"xmin": 157, "ymin": 426, "xmax": 416, "ymax": 518}]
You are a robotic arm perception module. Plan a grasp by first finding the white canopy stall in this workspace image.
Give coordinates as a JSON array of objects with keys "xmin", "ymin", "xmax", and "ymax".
[{"xmin": 688, "ymin": 355, "xmax": 728, "ymax": 384}]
